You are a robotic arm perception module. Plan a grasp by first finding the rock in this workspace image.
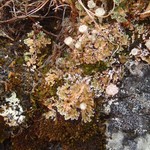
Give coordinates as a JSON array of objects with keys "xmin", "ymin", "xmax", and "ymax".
[{"xmin": 106, "ymin": 63, "xmax": 150, "ymax": 150}]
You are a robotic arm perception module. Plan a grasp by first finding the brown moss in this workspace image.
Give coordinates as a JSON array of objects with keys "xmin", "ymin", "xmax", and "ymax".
[
  {"xmin": 12, "ymin": 112, "xmax": 106, "ymax": 150},
  {"xmin": 0, "ymin": 117, "xmax": 10, "ymax": 143}
]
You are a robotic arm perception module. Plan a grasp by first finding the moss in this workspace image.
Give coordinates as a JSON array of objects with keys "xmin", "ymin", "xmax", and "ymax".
[
  {"xmin": 1, "ymin": 0, "xmax": 149, "ymax": 149},
  {"xmin": 41, "ymin": 66, "xmax": 51, "ymax": 74},
  {"xmin": 47, "ymin": 79, "xmax": 64, "ymax": 97},
  {"xmin": 11, "ymin": 112, "xmax": 106, "ymax": 150},
  {"xmin": 49, "ymin": 83, "xmax": 58, "ymax": 96},
  {"xmin": 15, "ymin": 57, "xmax": 24, "ymax": 65},
  {"xmin": 0, "ymin": 58, "xmax": 6, "ymax": 66},
  {"xmin": 0, "ymin": 38, "xmax": 11, "ymax": 48},
  {"xmin": 80, "ymin": 61, "xmax": 108, "ymax": 75},
  {"xmin": 0, "ymin": 117, "xmax": 10, "ymax": 143}
]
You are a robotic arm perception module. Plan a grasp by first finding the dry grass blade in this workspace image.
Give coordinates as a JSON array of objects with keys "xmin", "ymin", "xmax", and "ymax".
[{"xmin": 0, "ymin": 0, "xmax": 51, "ymax": 24}]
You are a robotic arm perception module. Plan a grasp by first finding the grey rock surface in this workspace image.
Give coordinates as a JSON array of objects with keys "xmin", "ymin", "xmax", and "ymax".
[{"xmin": 106, "ymin": 63, "xmax": 150, "ymax": 150}]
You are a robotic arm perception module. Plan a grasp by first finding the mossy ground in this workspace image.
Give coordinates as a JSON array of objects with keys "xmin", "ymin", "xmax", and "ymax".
[
  {"xmin": 0, "ymin": 0, "xmax": 150, "ymax": 149},
  {"xmin": 0, "ymin": 14, "xmax": 106, "ymax": 150}
]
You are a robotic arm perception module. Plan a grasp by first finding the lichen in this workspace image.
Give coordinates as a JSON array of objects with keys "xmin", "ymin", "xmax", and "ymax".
[
  {"xmin": 56, "ymin": 80, "xmax": 94, "ymax": 123},
  {"xmin": 24, "ymin": 30, "xmax": 51, "ymax": 67},
  {"xmin": 0, "ymin": 92, "xmax": 25, "ymax": 127},
  {"xmin": 45, "ymin": 68, "xmax": 63, "ymax": 86},
  {"xmin": 41, "ymin": 18, "xmax": 129, "ymax": 123}
]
